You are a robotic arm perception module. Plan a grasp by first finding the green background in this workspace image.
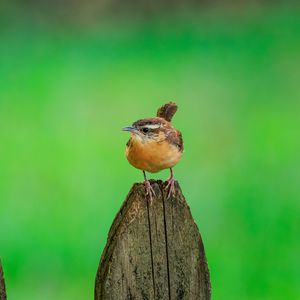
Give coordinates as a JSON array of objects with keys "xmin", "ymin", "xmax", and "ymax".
[{"xmin": 1, "ymin": 4, "xmax": 300, "ymax": 299}]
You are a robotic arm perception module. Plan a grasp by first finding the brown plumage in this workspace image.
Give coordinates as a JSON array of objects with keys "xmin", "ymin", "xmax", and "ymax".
[
  {"xmin": 122, "ymin": 102, "xmax": 184, "ymax": 201},
  {"xmin": 156, "ymin": 102, "xmax": 178, "ymax": 122}
]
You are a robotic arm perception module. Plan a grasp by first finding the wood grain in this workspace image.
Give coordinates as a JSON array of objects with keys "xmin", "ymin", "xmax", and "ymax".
[
  {"xmin": 95, "ymin": 180, "xmax": 211, "ymax": 300},
  {"xmin": 0, "ymin": 259, "xmax": 7, "ymax": 300}
]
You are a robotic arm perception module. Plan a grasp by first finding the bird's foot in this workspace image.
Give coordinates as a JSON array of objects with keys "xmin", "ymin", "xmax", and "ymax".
[
  {"xmin": 166, "ymin": 177, "xmax": 176, "ymax": 199},
  {"xmin": 144, "ymin": 179, "xmax": 156, "ymax": 205}
]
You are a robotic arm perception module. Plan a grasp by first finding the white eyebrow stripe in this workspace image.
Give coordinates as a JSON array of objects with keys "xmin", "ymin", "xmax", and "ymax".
[{"xmin": 142, "ymin": 124, "xmax": 161, "ymax": 129}]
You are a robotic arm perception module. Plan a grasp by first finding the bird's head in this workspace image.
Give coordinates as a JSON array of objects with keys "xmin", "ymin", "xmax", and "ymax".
[
  {"xmin": 122, "ymin": 102, "xmax": 178, "ymax": 143},
  {"xmin": 122, "ymin": 117, "xmax": 168, "ymax": 143}
]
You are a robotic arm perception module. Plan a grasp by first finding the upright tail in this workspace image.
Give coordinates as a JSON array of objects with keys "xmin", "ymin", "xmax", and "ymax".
[{"xmin": 156, "ymin": 102, "xmax": 178, "ymax": 122}]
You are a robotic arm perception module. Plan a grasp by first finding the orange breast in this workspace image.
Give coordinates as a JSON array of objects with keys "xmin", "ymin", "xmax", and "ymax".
[{"xmin": 125, "ymin": 137, "xmax": 182, "ymax": 173}]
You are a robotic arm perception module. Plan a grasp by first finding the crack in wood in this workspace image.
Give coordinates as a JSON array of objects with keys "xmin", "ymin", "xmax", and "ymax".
[
  {"xmin": 146, "ymin": 196, "xmax": 156, "ymax": 298},
  {"xmin": 161, "ymin": 184, "xmax": 171, "ymax": 300}
]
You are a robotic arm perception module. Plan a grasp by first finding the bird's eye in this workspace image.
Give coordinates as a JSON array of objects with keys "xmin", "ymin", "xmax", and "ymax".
[{"xmin": 142, "ymin": 127, "xmax": 149, "ymax": 133}]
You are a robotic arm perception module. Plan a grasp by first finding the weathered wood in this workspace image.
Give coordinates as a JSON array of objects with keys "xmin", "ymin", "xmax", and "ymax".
[
  {"xmin": 95, "ymin": 180, "xmax": 211, "ymax": 300},
  {"xmin": 0, "ymin": 259, "xmax": 7, "ymax": 300}
]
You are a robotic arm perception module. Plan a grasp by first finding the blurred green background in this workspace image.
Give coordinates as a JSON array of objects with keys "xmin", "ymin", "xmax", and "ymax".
[{"xmin": 1, "ymin": 1, "xmax": 300, "ymax": 299}]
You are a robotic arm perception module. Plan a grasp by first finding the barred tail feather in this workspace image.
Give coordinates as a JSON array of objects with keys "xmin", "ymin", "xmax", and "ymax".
[{"xmin": 156, "ymin": 102, "xmax": 178, "ymax": 122}]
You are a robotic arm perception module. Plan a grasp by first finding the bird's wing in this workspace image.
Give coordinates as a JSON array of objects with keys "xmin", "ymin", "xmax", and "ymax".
[{"xmin": 166, "ymin": 129, "xmax": 184, "ymax": 152}]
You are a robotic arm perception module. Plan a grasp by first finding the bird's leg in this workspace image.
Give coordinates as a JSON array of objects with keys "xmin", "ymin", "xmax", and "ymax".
[
  {"xmin": 143, "ymin": 171, "xmax": 155, "ymax": 205},
  {"xmin": 166, "ymin": 168, "xmax": 176, "ymax": 198}
]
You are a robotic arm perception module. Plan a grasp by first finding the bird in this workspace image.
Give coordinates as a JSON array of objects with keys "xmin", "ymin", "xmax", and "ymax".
[{"xmin": 122, "ymin": 102, "xmax": 184, "ymax": 202}]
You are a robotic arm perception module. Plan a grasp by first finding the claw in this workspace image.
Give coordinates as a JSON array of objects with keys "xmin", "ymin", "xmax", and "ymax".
[
  {"xmin": 166, "ymin": 168, "xmax": 176, "ymax": 199},
  {"xmin": 143, "ymin": 171, "xmax": 155, "ymax": 205},
  {"xmin": 166, "ymin": 177, "xmax": 175, "ymax": 199},
  {"xmin": 144, "ymin": 179, "xmax": 156, "ymax": 205}
]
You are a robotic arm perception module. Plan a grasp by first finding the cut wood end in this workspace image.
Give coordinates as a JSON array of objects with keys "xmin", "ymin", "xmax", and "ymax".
[
  {"xmin": 128, "ymin": 180, "xmax": 185, "ymax": 201},
  {"xmin": 95, "ymin": 180, "xmax": 211, "ymax": 300}
]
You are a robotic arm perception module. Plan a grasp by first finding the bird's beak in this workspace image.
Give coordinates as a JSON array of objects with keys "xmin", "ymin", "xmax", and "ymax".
[{"xmin": 122, "ymin": 126, "xmax": 137, "ymax": 133}]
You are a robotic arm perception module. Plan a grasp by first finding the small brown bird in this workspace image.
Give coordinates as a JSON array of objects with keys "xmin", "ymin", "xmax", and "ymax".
[{"xmin": 122, "ymin": 102, "xmax": 184, "ymax": 202}]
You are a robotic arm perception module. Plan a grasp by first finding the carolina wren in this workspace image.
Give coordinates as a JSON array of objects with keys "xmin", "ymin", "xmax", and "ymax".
[{"xmin": 122, "ymin": 102, "xmax": 184, "ymax": 202}]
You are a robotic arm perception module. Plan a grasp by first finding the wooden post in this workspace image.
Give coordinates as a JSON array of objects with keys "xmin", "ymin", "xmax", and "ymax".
[
  {"xmin": 0, "ymin": 259, "xmax": 7, "ymax": 300},
  {"xmin": 95, "ymin": 180, "xmax": 211, "ymax": 299}
]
